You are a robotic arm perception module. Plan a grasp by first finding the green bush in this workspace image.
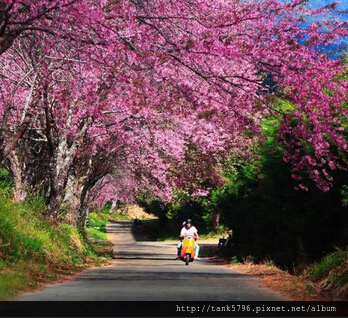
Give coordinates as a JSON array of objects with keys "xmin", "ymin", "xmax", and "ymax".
[
  {"xmin": 0, "ymin": 177, "xmax": 100, "ymax": 300},
  {"xmin": 306, "ymin": 249, "xmax": 348, "ymax": 282},
  {"xmin": 137, "ymin": 192, "xmax": 215, "ymax": 239},
  {"xmin": 0, "ymin": 168, "xmax": 13, "ymax": 191},
  {"xmin": 230, "ymin": 256, "xmax": 240, "ymax": 264}
]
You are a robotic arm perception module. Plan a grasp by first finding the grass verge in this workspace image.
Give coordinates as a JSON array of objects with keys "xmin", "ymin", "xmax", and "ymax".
[
  {"xmin": 228, "ymin": 262, "xmax": 325, "ymax": 300},
  {"xmin": 0, "ymin": 191, "xmax": 111, "ymax": 300},
  {"xmin": 226, "ymin": 248, "xmax": 348, "ymax": 300},
  {"xmin": 85, "ymin": 210, "xmax": 130, "ymax": 256},
  {"xmin": 305, "ymin": 249, "xmax": 348, "ymax": 299}
]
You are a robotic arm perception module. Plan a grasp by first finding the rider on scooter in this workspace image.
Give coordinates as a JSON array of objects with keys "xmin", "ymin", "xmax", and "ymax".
[{"xmin": 177, "ymin": 219, "xmax": 200, "ymax": 259}]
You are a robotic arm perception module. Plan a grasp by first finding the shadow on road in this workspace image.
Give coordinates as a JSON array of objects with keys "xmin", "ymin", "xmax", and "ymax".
[
  {"xmin": 113, "ymin": 257, "xmax": 177, "ymax": 261},
  {"xmin": 108, "ymin": 221, "xmax": 224, "ymax": 264},
  {"xmin": 131, "ymin": 219, "xmax": 158, "ymax": 242},
  {"xmin": 107, "ymin": 221, "xmax": 133, "ymax": 233},
  {"xmin": 77, "ymin": 271, "xmax": 249, "ymax": 281},
  {"xmin": 17, "ymin": 220, "xmax": 288, "ymax": 301}
]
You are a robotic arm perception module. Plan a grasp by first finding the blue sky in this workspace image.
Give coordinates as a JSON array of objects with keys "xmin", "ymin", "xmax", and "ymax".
[
  {"xmin": 303, "ymin": 0, "xmax": 348, "ymax": 57},
  {"xmin": 306, "ymin": 0, "xmax": 348, "ymax": 15},
  {"xmin": 305, "ymin": 0, "xmax": 348, "ymax": 22}
]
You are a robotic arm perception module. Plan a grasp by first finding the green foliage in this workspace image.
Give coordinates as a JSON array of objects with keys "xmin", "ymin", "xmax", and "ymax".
[
  {"xmin": 0, "ymin": 168, "xmax": 13, "ymax": 197},
  {"xmin": 138, "ymin": 190, "xmax": 214, "ymax": 238},
  {"xmin": 0, "ymin": 195, "xmax": 94, "ymax": 266},
  {"xmin": 138, "ymin": 97, "xmax": 348, "ymax": 272},
  {"xmin": 341, "ymin": 185, "xmax": 348, "ymax": 207},
  {"xmin": 206, "ymin": 100, "xmax": 348, "ymax": 270},
  {"xmin": 306, "ymin": 249, "xmax": 348, "ymax": 282},
  {"xmin": 0, "ymin": 177, "xmax": 102, "ymax": 300},
  {"xmin": 217, "ymin": 139, "xmax": 348, "ymax": 270},
  {"xmin": 305, "ymin": 284, "xmax": 315, "ymax": 292},
  {"xmin": 305, "ymin": 248, "xmax": 348, "ymax": 299},
  {"xmin": 137, "ymin": 196, "xmax": 169, "ymax": 220},
  {"xmin": 0, "ymin": 168, "xmax": 12, "ymax": 188},
  {"xmin": 230, "ymin": 256, "xmax": 240, "ymax": 264}
]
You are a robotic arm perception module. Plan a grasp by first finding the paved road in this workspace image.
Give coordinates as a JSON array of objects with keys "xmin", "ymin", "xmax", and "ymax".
[{"xmin": 18, "ymin": 222, "xmax": 287, "ymax": 301}]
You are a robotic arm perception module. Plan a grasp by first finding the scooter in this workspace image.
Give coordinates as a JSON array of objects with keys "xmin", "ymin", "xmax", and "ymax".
[{"xmin": 180, "ymin": 235, "xmax": 195, "ymax": 265}]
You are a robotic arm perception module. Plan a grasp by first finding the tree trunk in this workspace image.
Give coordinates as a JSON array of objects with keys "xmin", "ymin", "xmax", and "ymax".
[
  {"xmin": 0, "ymin": 113, "xmax": 32, "ymax": 165},
  {"xmin": 43, "ymin": 97, "xmax": 92, "ymax": 223},
  {"xmin": 76, "ymin": 172, "xmax": 107, "ymax": 228},
  {"xmin": 77, "ymin": 186, "xmax": 89, "ymax": 228},
  {"xmin": 47, "ymin": 137, "xmax": 77, "ymax": 223},
  {"xmin": 212, "ymin": 213, "xmax": 221, "ymax": 232},
  {"xmin": 47, "ymin": 157, "xmax": 70, "ymax": 224},
  {"xmin": 8, "ymin": 151, "xmax": 28, "ymax": 202},
  {"xmin": 110, "ymin": 199, "xmax": 118, "ymax": 212},
  {"xmin": 47, "ymin": 186, "xmax": 62, "ymax": 225},
  {"xmin": 62, "ymin": 174, "xmax": 81, "ymax": 224}
]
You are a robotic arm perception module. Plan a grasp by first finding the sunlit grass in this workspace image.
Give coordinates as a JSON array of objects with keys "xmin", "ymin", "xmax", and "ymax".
[{"xmin": 0, "ymin": 182, "xmax": 108, "ymax": 300}]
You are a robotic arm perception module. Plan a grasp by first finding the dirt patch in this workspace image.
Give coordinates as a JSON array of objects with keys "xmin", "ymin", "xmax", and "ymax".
[{"xmin": 228, "ymin": 263, "xmax": 341, "ymax": 301}]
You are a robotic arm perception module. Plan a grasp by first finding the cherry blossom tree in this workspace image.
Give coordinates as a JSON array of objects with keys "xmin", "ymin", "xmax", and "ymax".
[
  {"xmin": 0, "ymin": 0, "xmax": 107, "ymax": 55},
  {"xmin": 0, "ymin": 0, "xmax": 347, "ymax": 225}
]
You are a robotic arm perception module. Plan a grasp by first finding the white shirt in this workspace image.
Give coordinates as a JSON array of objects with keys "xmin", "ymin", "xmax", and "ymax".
[{"xmin": 180, "ymin": 226, "xmax": 198, "ymax": 237}]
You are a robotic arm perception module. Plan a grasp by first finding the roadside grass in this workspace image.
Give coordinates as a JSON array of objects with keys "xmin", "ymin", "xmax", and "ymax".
[
  {"xmin": 0, "ymin": 178, "xmax": 110, "ymax": 300},
  {"xmin": 228, "ymin": 262, "xmax": 326, "ymax": 300},
  {"xmin": 86, "ymin": 210, "xmax": 130, "ymax": 256},
  {"xmin": 88, "ymin": 210, "xmax": 130, "ymax": 233},
  {"xmin": 0, "ymin": 260, "xmax": 67, "ymax": 300},
  {"xmin": 226, "ymin": 248, "xmax": 348, "ymax": 300},
  {"xmin": 305, "ymin": 249, "xmax": 348, "ymax": 281},
  {"xmin": 86, "ymin": 227, "xmax": 107, "ymax": 240},
  {"xmin": 88, "ymin": 210, "xmax": 130, "ymax": 229},
  {"xmin": 305, "ymin": 249, "xmax": 348, "ymax": 299}
]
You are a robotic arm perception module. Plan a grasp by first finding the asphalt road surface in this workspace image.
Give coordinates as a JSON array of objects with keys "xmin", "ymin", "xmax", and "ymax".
[{"xmin": 17, "ymin": 221, "xmax": 287, "ymax": 301}]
